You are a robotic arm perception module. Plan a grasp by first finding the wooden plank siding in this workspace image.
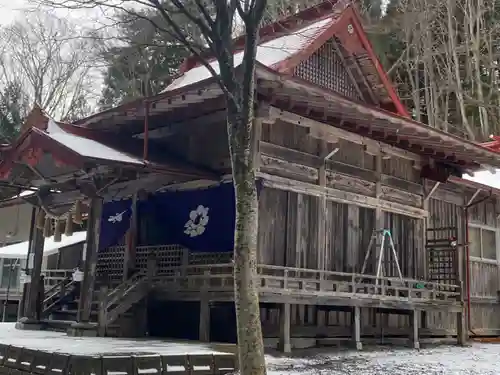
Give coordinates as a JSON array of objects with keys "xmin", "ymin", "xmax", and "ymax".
[
  {"xmin": 466, "ymin": 197, "xmax": 500, "ymax": 334},
  {"xmin": 257, "ymin": 117, "xmax": 437, "ymax": 336},
  {"xmin": 255, "ymin": 113, "xmax": 500, "ymax": 338}
]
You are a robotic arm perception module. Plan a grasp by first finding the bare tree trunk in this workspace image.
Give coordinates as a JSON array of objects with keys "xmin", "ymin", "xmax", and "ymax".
[
  {"xmin": 227, "ymin": 105, "xmax": 266, "ymax": 374},
  {"xmin": 446, "ymin": 0, "xmax": 475, "ymax": 139}
]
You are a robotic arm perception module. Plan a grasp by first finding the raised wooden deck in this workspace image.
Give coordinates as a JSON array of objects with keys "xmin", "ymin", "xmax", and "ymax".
[{"xmin": 152, "ymin": 264, "xmax": 463, "ymax": 312}]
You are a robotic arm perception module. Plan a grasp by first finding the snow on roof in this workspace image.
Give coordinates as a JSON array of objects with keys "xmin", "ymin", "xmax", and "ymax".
[
  {"xmin": 0, "ymin": 231, "xmax": 87, "ymax": 259},
  {"xmin": 164, "ymin": 16, "xmax": 335, "ymax": 92},
  {"xmin": 462, "ymin": 169, "xmax": 500, "ymax": 190},
  {"xmin": 19, "ymin": 190, "xmax": 36, "ymax": 198},
  {"xmin": 45, "ymin": 119, "xmax": 144, "ymax": 165}
]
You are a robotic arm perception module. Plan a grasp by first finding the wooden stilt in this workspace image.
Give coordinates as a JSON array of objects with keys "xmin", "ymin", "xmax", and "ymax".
[
  {"xmin": 457, "ymin": 310, "xmax": 467, "ymax": 346},
  {"xmin": 198, "ymin": 298, "xmax": 210, "ymax": 342},
  {"xmin": 352, "ymin": 306, "xmax": 362, "ymax": 350},
  {"xmin": 410, "ymin": 309, "xmax": 420, "ymax": 349},
  {"xmin": 279, "ymin": 303, "xmax": 291, "ymax": 353}
]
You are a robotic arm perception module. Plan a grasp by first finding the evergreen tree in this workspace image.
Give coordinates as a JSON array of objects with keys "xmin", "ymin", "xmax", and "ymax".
[
  {"xmin": 0, "ymin": 80, "xmax": 29, "ymax": 142},
  {"xmin": 99, "ymin": 7, "xmax": 201, "ymax": 109}
]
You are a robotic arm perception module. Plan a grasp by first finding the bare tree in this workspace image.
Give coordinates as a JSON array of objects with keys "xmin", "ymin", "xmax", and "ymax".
[
  {"xmin": 35, "ymin": 1, "xmax": 268, "ymax": 374},
  {"xmin": 382, "ymin": 0, "xmax": 500, "ymax": 140},
  {"xmin": 0, "ymin": 10, "xmax": 97, "ymax": 121}
]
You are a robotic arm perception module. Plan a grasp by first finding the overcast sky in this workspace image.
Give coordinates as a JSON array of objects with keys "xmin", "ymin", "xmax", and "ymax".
[{"xmin": 0, "ymin": 0, "xmax": 27, "ymax": 25}]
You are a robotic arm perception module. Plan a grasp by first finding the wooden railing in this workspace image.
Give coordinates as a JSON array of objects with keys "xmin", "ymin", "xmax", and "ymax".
[
  {"xmin": 154, "ymin": 264, "xmax": 461, "ymax": 303},
  {"xmin": 43, "ymin": 277, "xmax": 76, "ymax": 315},
  {"xmin": 97, "ymin": 269, "xmax": 150, "ymax": 335},
  {"xmin": 43, "ymin": 269, "xmax": 74, "ymax": 287}
]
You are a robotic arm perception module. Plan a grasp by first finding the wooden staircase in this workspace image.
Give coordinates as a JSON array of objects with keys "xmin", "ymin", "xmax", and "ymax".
[
  {"xmin": 43, "ymin": 277, "xmax": 77, "ymax": 316},
  {"xmin": 97, "ymin": 270, "xmax": 150, "ymax": 336},
  {"xmin": 44, "ymin": 270, "xmax": 150, "ymax": 337}
]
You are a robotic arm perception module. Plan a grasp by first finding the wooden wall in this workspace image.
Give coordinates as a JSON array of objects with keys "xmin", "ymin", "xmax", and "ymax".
[
  {"xmin": 258, "ymin": 187, "xmax": 423, "ymax": 278},
  {"xmin": 466, "ymin": 195, "xmax": 500, "ymax": 334},
  {"xmin": 255, "ymin": 109, "xmax": 500, "ymax": 336},
  {"xmin": 256, "ymin": 115, "xmax": 432, "ymax": 335}
]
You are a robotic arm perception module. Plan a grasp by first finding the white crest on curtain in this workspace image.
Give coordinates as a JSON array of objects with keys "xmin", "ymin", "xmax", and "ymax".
[{"xmin": 184, "ymin": 205, "xmax": 210, "ymax": 237}]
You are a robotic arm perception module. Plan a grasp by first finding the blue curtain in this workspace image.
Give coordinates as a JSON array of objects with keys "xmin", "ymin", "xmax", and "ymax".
[
  {"xmin": 99, "ymin": 199, "xmax": 132, "ymax": 250},
  {"xmin": 139, "ymin": 182, "xmax": 235, "ymax": 252}
]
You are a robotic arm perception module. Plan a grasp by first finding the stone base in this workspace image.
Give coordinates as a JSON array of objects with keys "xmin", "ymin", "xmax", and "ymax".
[
  {"xmin": 67, "ymin": 322, "xmax": 98, "ymax": 337},
  {"xmin": 15, "ymin": 317, "xmax": 44, "ymax": 331}
]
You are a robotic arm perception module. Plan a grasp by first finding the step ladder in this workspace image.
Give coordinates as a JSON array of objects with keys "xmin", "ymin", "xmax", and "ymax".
[{"xmin": 359, "ymin": 229, "xmax": 403, "ymax": 286}]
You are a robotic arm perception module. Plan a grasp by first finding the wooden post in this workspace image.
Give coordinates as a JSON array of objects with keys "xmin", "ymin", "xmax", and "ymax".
[
  {"xmin": 18, "ymin": 206, "xmax": 36, "ymax": 321},
  {"xmin": 199, "ymin": 298, "xmax": 210, "ymax": 342},
  {"xmin": 97, "ymin": 285, "xmax": 108, "ymax": 337},
  {"xmin": 410, "ymin": 309, "xmax": 420, "ymax": 349},
  {"xmin": 352, "ymin": 306, "xmax": 362, "ymax": 350},
  {"xmin": 278, "ymin": 303, "xmax": 291, "ymax": 353},
  {"xmin": 123, "ymin": 193, "xmax": 138, "ymax": 281},
  {"xmin": 199, "ymin": 270, "xmax": 210, "ymax": 342},
  {"xmin": 25, "ymin": 225, "xmax": 44, "ymax": 321},
  {"xmin": 316, "ymin": 138, "xmax": 328, "ymax": 327},
  {"xmin": 457, "ymin": 307, "xmax": 467, "ymax": 346},
  {"xmin": 77, "ymin": 198, "xmax": 103, "ymax": 323},
  {"xmin": 456, "ymin": 204, "xmax": 468, "ymax": 346}
]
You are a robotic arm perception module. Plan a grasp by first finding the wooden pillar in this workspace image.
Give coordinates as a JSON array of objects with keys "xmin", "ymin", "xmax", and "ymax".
[
  {"xmin": 199, "ymin": 298, "xmax": 211, "ymax": 342},
  {"xmin": 25, "ymin": 225, "xmax": 44, "ymax": 321},
  {"xmin": 456, "ymin": 204, "xmax": 468, "ymax": 345},
  {"xmin": 374, "ymin": 154, "xmax": 384, "ymax": 230},
  {"xmin": 77, "ymin": 197, "xmax": 103, "ymax": 323},
  {"xmin": 278, "ymin": 303, "xmax": 291, "ymax": 353},
  {"xmin": 123, "ymin": 193, "xmax": 138, "ymax": 281},
  {"xmin": 316, "ymin": 138, "xmax": 328, "ymax": 327},
  {"xmin": 456, "ymin": 309, "xmax": 467, "ymax": 346},
  {"xmin": 410, "ymin": 309, "xmax": 420, "ymax": 349},
  {"xmin": 97, "ymin": 285, "xmax": 108, "ymax": 337},
  {"xmin": 352, "ymin": 306, "xmax": 362, "ymax": 350},
  {"xmin": 18, "ymin": 206, "xmax": 36, "ymax": 321},
  {"xmin": 199, "ymin": 270, "xmax": 210, "ymax": 342}
]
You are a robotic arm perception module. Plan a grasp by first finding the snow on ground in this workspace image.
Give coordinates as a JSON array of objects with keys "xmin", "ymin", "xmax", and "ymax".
[
  {"xmin": 2, "ymin": 322, "xmax": 500, "ymax": 373},
  {"xmin": 0, "ymin": 323, "xmax": 223, "ymax": 356},
  {"xmin": 265, "ymin": 343, "xmax": 500, "ymax": 374}
]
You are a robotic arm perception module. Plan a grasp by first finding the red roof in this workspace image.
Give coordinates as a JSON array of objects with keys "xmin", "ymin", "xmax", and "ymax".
[
  {"xmin": 481, "ymin": 135, "xmax": 500, "ymax": 153},
  {"xmin": 170, "ymin": 0, "xmax": 408, "ymax": 117}
]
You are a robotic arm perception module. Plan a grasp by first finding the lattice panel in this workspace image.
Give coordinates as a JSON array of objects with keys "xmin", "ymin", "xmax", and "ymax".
[
  {"xmin": 426, "ymin": 227, "xmax": 459, "ymax": 285},
  {"xmin": 136, "ymin": 245, "xmax": 184, "ymax": 275},
  {"xmin": 96, "ymin": 245, "xmax": 233, "ymax": 281},
  {"xmin": 294, "ymin": 38, "xmax": 361, "ymax": 100},
  {"xmin": 96, "ymin": 246, "xmax": 125, "ymax": 284}
]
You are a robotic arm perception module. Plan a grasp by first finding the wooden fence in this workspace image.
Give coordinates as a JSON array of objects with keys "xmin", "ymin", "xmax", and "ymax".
[{"xmin": 0, "ymin": 344, "xmax": 237, "ymax": 375}]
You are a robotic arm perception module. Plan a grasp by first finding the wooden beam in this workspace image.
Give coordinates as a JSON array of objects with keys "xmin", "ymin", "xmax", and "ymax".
[
  {"xmin": 424, "ymin": 181, "xmax": 441, "ymax": 202},
  {"xmin": 135, "ymin": 110, "xmax": 227, "ymax": 139},
  {"xmin": 467, "ymin": 188, "xmax": 482, "ymax": 206},
  {"xmin": 258, "ymin": 172, "xmax": 427, "ymax": 218},
  {"xmin": 269, "ymin": 106, "xmax": 421, "ymax": 162}
]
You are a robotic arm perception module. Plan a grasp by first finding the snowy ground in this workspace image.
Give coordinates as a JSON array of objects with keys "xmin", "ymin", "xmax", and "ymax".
[
  {"xmin": 0, "ymin": 323, "xmax": 223, "ymax": 356},
  {"xmin": 2, "ymin": 323, "xmax": 500, "ymax": 373},
  {"xmin": 265, "ymin": 343, "xmax": 500, "ymax": 374}
]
